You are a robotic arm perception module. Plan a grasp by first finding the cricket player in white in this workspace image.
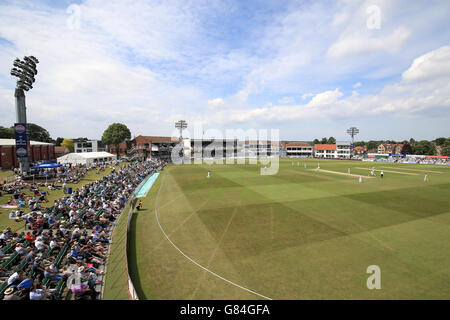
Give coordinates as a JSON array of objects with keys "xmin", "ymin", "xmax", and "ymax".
[
  {"xmin": 359, "ymin": 175, "xmax": 362, "ymax": 183},
  {"xmin": 424, "ymin": 174, "xmax": 428, "ymax": 182},
  {"xmin": 207, "ymin": 171, "xmax": 210, "ymax": 178},
  {"xmin": 317, "ymin": 163, "xmax": 320, "ymax": 169}
]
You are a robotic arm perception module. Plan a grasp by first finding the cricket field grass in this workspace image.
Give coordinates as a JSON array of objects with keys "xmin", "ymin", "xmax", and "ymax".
[{"xmin": 128, "ymin": 158, "xmax": 450, "ymax": 299}]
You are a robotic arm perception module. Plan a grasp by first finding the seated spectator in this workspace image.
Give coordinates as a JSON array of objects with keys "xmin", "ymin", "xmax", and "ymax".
[
  {"xmin": 3, "ymin": 287, "xmax": 21, "ymax": 300},
  {"xmin": 29, "ymin": 284, "xmax": 47, "ymax": 300},
  {"xmin": 17, "ymin": 275, "xmax": 34, "ymax": 292}
]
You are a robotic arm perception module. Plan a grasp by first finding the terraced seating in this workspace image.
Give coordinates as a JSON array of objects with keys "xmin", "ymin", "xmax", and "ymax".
[
  {"xmin": 0, "ymin": 232, "xmax": 25, "ymax": 255},
  {"xmin": 54, "ymin": 243, "xmax": 68, "ymax": 267},
  {"xmin": 94, "ymin": 209, "xmax": 104, "ymax": 221},
  {"xmin": 54, "ymin": 277, "xmax": 65, "ymax": 299},
  {"xmin": 1, "ymin": 240, "xmax": 30, "ymax": 270}
]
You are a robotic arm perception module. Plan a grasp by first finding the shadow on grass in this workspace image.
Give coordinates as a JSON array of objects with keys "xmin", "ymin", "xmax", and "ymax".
[{"xmin": 128, "ymin": 210, "xmax": 147, "ymax": 300}]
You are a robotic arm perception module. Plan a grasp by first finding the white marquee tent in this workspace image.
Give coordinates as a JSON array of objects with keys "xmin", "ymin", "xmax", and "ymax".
[{"xmin": 57, "ymin": 151, "xmax": 115, "ymax": 165}]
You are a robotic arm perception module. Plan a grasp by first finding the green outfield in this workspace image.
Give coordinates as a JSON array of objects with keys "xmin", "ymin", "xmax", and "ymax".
[{"xmin": 129, "ymin": 158, "xmax": 450, "ymax": 299}]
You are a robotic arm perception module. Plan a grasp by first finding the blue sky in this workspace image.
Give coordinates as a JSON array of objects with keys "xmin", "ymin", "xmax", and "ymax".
[{"xmin": 0, "ymin": 0, "xmax": 449, "ymax": 142}]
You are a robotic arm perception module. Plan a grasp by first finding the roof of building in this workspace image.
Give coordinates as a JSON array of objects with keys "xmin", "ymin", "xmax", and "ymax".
[
  {"xmin": 0, "ymin": 139, "xmax": 53, "ymax": 146},
  {"xmin": 286, "ymin": 142, "xmax": 311, "ymax": 147},
  {"xmin": 135, "ymin": 135, "xmax": 179, "ymax": 144},
  {"xmin": 314, "ymin": 144, "xmax": 337, "ymax": 150},
  {"xmin": 57, "ymin": 151, "xmax": 115, "ymax": 161}
]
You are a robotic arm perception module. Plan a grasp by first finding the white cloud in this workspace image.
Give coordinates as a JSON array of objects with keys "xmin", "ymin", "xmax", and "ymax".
[
  {"xmin": 402, "ymin": 45, "xmax": 450, "ymax": 82},
  {"xmin": 309, "ymin": 89, "xmax": 343, "ymax": 107},
  {"xmin": 353, "ymin": 82, "xmax": 362, "ymax": 88},
  {"xmin": 301, "ymin": 93, "xmax": 314, "ymax": 100},
  {"xmin": 207, "ymin": 98, "xmax": 225, "ymax": 109},
  {"xmin": 277, "ymin": 96, "xmax": 295, "ymax": 104},
  {"xmin": 327, "ymin": 27, "xmax": 411, "ymax": 59},
  {"xmin": 201, "ymin": 47, "xmax": 450, "ymax": 126}
]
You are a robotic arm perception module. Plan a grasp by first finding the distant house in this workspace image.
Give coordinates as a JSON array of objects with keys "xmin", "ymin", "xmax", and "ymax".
[{"xmin": 377, "ymin": 143, "xmax": 403, "ymax": 154}]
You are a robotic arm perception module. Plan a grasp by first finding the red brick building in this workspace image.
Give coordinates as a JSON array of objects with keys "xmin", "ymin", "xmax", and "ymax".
[{"xmin": 0, "ymin": 139, "xmax": 55, "ymax": 169}]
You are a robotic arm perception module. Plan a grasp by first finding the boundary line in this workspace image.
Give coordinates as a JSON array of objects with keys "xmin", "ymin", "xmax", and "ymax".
[{"xmin": 154, "ymin": 172, "xmax": 272, "ymax": 300}]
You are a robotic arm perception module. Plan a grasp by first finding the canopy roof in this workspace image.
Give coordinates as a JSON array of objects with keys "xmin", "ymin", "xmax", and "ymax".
[
  {"xmin": 31, "ymin": 163, "xmax": 62, "ymax": 169},
  {"xmin": 57, "ymin": 151, "xmax": 115, "ymax": 161}
]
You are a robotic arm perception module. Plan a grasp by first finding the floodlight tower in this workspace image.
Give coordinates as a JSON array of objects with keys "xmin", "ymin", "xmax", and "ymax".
[
  {"xmin": 347, "ymin": 126, "xmax": 359, "ymax": 156},
  {"xmin": 10, "ymin": 56, "xmax": 39, "ymax": 174},
  {"xmin": 175, "ymin": 120, "xmax": 187, "ymax": 140}
]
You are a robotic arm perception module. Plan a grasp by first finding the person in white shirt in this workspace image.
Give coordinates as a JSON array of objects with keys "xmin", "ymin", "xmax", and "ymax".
[
  {"xmin": 50, "ymin": 240, "xmax": 58, "ymax": 250},
  {"xmin": 35, "ymin": 239, "xmax": 46, "ymax": 251},
  {"xmin": 7, "ymin": 271, "xmax": 19, "ymax": 285},
  {"xmin": 30, "ymin": 288, "xmax": 46, "ymax": 300}
]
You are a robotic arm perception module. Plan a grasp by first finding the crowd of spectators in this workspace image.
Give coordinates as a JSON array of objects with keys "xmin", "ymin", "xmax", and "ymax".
[
  {"xmin": 375, "ymin": 156, "xmax": 449, "ymax": 165},
  {"xmin": 0, "ymin": 158, "xmax": 165, "ymax": 300}
]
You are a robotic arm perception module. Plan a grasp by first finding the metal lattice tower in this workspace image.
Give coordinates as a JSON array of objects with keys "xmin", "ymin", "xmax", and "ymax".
[
  {"xmin": 346, "ymin": 127, "xmax": 359, "ymax": 145},
  {"xmin": 175, "ymin": 120, "xmax": 188, "ymax": 140}
]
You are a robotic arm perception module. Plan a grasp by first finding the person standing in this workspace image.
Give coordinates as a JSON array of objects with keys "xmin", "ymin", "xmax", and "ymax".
[
  {"xmin": 207, "ymin": 171, "xmax": 210, "ymax": 178},
  {"xmin": 359, "ymin": 175, "xmax": 362, "ymax": 183},
  {"xmin": 424, "ymin": 174, "xmax": 428, "ymax": 182},
  {"xmin": 136, "ymin": 200, "xmax": 142, "ymax": 211}
]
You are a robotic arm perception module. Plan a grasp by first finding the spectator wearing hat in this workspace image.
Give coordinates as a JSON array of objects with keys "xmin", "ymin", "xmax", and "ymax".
[{"xmin": 3, "ymin": 287, "xmax": 20, "ymax": 300}]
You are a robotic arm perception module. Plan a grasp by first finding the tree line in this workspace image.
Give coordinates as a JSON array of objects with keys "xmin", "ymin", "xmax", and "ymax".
[{"xmin": 352, "ymin": 138, "xmax": 450, "ymax": 156}]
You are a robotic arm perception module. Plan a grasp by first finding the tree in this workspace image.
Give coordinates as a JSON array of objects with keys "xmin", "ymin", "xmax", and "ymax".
[
  {"xmin": 313, "ymin": 139, "xmax": 320, "ymax": 144},
  {"xmin": 101, "ymin": 123, "xmax": 131, "ymax": 159},
  {"xmin": 320, "ymin": 137, "xmax": 328, "ymax": 144},
  {"xmin": 401, "ymin": 143, "xmax": 413, "ymax": 155},
  {"xmin": 409, "ymin": 138, "xmax": 416, "ymax": 146},
  {"xmin": 327, "ymin": 137, "xmax": 336, "ymax": 144},
  {"xmin": 413, "ymin": 140, "xmax": 436, "ymax": 155},
  {"xmin": 434, "ymin": 137, "xmax": 447, "ymax": 146},
  {"xmin": 54, "ymin": 137, "xmax": 64, "ymax": 146},
  {"xmin": 367, "ymin": 141, "xmax": 379, "ymax": 150},
  {"xmin": 0, "ymin": 126, "xmax": 14, "ymax": 138},
  {"xmin": 25, "ymin": 123, "xmax": 53, "ymax": 143},
  {"xmin": 441, "ymin": 138, "xmax": 450, "ymax": 156},
  {"xmin": 61, "ymin": 138, "xmax": 74, "ymax": 152}
]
